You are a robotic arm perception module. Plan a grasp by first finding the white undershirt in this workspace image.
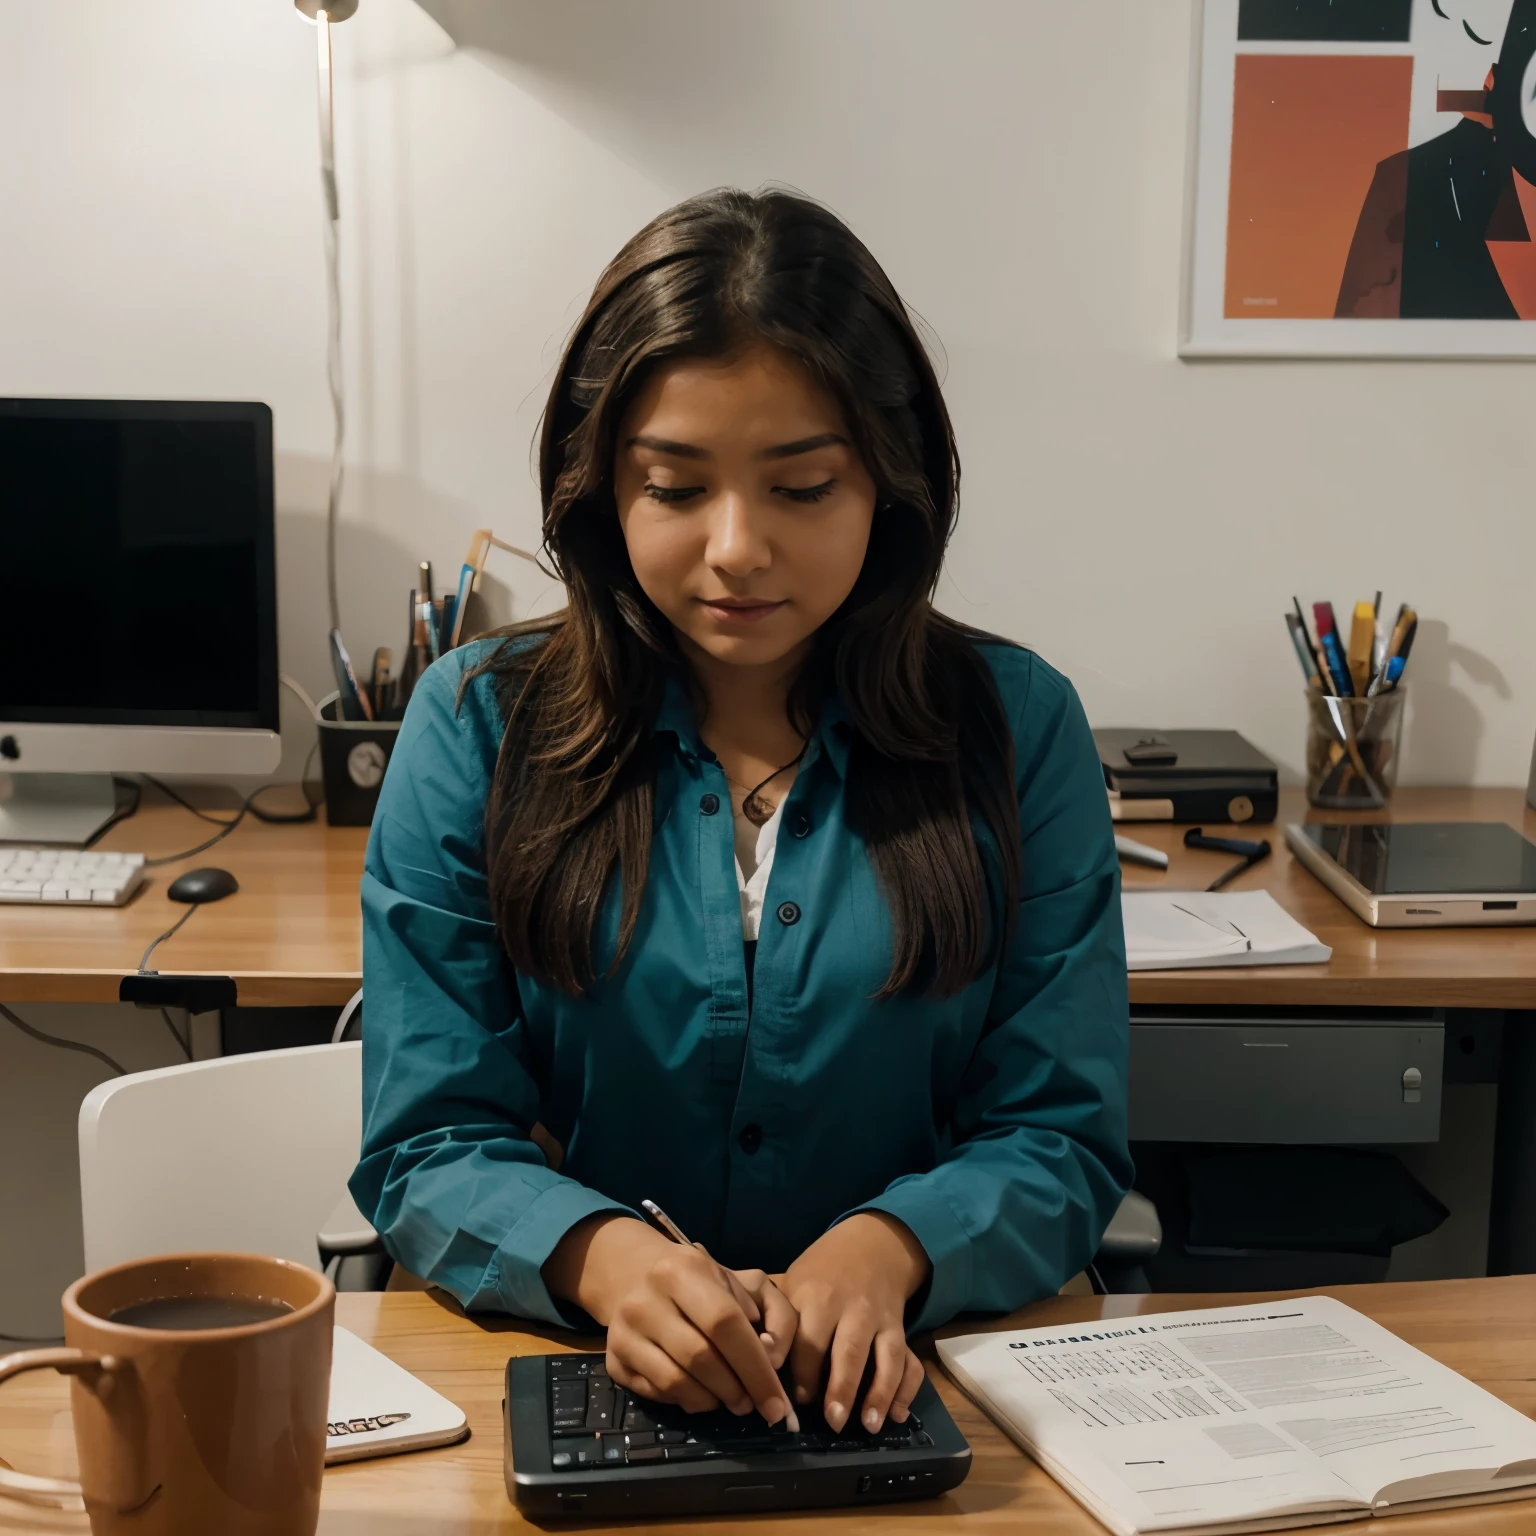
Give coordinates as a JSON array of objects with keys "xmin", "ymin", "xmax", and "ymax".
[{"xmin": 734, "ymin": 800, "xmax": 783, "ymax": 941}]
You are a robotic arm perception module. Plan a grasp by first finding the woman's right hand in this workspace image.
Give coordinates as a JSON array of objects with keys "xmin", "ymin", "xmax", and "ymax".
[{"xmin": 544, "ymin": 1214, "xmax": 798, "ymax": 1426}]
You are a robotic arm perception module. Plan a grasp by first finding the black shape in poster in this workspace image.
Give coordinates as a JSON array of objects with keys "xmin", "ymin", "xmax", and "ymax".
[{"xmin": 1237, "ymin": 0, "xmax": 1412, "ymax": 42}]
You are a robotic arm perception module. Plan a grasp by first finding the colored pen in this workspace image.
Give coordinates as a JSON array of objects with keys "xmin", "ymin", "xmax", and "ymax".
[
  {"xmin": 1285, "ymin": 613, "xmax": 1320, "ymax": 687},
  {"xmin": 1391, "ymin": 619, "xmax": 1417, "ymax": 682},
  {"xmin": 640, "ymin": 1200, "xmax": 800, "ymax": 1433},
  {"xmin": 1312, "ymin": 603, "xmax": 1354, "ymax": 696},
  {"xmin": 1291, "ymin": 597, "xmax": 1326, "ymax": 690},
  {"xmin": 1367, "ymin": 605, "xmax": 1416, "ymax": 695},
  {"xmin": 1184, "ymin": 829, "xmax": 1272, "ymax": 892},
  {"xmin": 449, "ymin": 560, "xmax": 476, "ymax": 648},
  {"xmin": 1347, "ymin": 600, "xmax": 1375, "ymax": 696}
]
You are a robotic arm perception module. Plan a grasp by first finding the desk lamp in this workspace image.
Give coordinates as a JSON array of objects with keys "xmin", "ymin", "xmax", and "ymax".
[{"xmin": 295, "ymin": 1, "xmax": 360, "ymax": 635}]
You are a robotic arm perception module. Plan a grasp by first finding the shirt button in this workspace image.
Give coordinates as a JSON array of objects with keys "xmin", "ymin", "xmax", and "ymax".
[
  {"xmin": 790, "ymin": 813, "xmax": 811, "ymax": 838},
  {"xmin": 699, "ymin": 793, "xmax": 720, "ymax": 815},
  {"xmin": 738, "ymin": 1123, "xmax": 764, "ymax": 1155},
  {"xmin": 777, "ymin": 901, "xmax": 801, "ymax": 926}
]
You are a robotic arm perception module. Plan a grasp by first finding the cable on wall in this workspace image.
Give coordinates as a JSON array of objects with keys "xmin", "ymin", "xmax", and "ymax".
[{"xmin": 296, "ymin": 2, "xmax": 361, "ymax": 633}]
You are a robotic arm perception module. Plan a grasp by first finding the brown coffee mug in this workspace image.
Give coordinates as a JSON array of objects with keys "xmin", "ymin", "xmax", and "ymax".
[{"xmin": 0, "ymin": 1252, "xmax": 335, "ymax": 1536}]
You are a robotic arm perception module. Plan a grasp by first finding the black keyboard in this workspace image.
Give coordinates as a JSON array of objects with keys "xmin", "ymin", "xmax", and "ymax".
[
  {"xmin": 546, "ymin": 1353, "xmax": 935, "ymax": 1467},
  {"xmin": 505, "ymin": 1352, "xmax": 972, "ymax": 1518}
]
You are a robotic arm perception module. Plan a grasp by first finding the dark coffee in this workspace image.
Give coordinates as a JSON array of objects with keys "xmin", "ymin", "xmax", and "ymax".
[{"xmin": 108, "ymin": 1295, "xmax": 295, "ymax": 1331}]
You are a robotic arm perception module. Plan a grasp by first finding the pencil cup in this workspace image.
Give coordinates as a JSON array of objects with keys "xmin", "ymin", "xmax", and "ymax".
[
  {"xmin": 317, "ymin": 693, "xmax": 402, "ymax": 825},
  {"xmin": 1304, "ymin": 688, "xmax": 1405, "ymax": 810}
]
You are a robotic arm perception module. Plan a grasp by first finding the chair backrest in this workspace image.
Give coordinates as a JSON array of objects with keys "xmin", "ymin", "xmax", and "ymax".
[{"xmin": 78, "ymin": 1042, "xmax": 361, "ymax": 1274}]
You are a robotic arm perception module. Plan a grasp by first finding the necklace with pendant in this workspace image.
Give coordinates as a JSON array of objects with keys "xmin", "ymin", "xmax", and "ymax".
[{"xmin": 729, "ymin": 747, "xmax": 806, "ymax": 827}]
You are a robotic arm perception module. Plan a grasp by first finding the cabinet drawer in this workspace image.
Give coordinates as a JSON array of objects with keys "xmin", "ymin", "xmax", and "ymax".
[{"xmin": 1129, "ymin": 1021, "xmax": 1442, "ymax": 1144}]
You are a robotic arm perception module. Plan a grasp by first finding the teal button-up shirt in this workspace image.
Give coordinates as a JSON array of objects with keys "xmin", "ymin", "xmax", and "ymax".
[{"xmin": 351, "ymin": 636, "xmax": 1130, "ymax": 1331}]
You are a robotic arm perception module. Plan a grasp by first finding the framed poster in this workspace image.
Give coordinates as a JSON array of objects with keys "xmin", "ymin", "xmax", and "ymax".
[{"xmin": 1183, "ymin": 0, "xmax": 1536, "ymax": 356}]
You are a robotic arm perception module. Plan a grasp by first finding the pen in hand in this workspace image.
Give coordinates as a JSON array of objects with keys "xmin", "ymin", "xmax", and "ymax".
[{"xmin": 640, "ymin": 1199, "xmax": 801, "ymax": 1433}]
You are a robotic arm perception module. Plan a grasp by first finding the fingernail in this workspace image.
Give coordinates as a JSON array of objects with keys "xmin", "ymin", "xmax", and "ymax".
[
  {"xmin": 863, "ymin": 1407, "xmax": 881, "ymax": 1432},
  {"xmin": 759, "ymin": 1331, "xmax": 774, "ymax": 1345},
  {"xmin": 765, "ymin": 1396, "xmax": 788, "ymax": 1426},
  {"xmin": 794, "ymin": 1385, "xmax": 811, "ymax": 1404},
  {"xmin": 826, "ymin": 1400, "xmax": 846, "ymax": 1432},
  {"xmin": 784, "ymin": 1405, "xmax": 801, "ymax": 1434}
]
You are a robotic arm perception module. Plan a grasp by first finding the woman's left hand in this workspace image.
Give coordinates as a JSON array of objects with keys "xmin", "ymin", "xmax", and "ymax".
[{"xmin": 778, "ymin": 1212, "xmax": 932, "ymax": 1435}]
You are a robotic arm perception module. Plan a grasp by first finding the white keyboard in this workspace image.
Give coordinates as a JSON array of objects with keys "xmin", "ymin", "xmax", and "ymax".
[{"xmin": 0, "ymin": 848, "xmax": 147, "ymax": 906}]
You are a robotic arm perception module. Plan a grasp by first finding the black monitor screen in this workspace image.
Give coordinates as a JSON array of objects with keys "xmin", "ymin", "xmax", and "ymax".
[{"xmin": 0, "ymin": 401, "xmax": 278, "ymax": 729}]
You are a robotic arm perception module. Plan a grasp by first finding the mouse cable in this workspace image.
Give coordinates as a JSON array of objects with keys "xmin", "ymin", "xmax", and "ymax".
[
  {"xmin": 133, "ymin": 675, "xmax": 325, "ymax": 863},
  {"xmin": 141, "ymin": 755, "xmax": 321, "ymax": 869},
  {"xmin": 0, "ymin": 1000, "xmax": 127, "ymax": 1077},
  {"xmin": 137, "ymin": 904, "xmax": 200, "ymax": 972}
]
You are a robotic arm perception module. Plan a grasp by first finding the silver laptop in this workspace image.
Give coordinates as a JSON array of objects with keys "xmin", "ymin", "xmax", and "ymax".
[{"xmin": 1285, "ymin": 822, "xmax": 1536, "ymax": 928}]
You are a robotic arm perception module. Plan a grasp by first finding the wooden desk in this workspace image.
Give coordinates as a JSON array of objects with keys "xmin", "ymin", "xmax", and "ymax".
[
  {"xmin": 0, "ymin": 795, "xmax": 367, "ymax": 1008},
  {"xmin": 4, "ymin": 1278, "xmax": 1533, "ymax": 1534},
  {"xmin": 8, "ymin": 784, "xmax": 1534, "ymax": 1013},
  {"xmin": 1124, "ymin": 787, "xmax": 1536, "ymax": 1010}
]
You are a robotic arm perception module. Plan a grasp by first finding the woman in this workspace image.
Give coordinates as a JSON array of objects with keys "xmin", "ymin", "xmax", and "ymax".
[{"xmin": 352, "ymin": 188, "xmax": 1130, "ymax": 1440}]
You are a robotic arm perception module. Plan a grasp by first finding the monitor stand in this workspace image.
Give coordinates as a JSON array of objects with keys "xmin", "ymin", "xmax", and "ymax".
[{"xmin": 0, "ymin": 774, "xmax": 119, "ymax": 846}]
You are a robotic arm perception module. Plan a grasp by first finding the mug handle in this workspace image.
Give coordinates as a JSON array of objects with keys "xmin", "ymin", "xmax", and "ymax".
[{"xmin": 0, "ymin": 1347, "xmax": 119, "ymax": 1509}]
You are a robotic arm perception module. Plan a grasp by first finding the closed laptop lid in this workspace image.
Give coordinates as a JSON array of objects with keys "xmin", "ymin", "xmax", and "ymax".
[
  {"xmin": 1294, "ymin": 822, "xmax": 1536, "ymax": 895},
  {"xmin": 1093, "ymin": 729, "xmax": 1277, "ymax": 780}
]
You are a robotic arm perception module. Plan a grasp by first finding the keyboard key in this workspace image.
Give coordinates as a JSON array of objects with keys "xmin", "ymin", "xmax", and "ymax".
[
  {"xmin": 666, "ymin": 1443, "xmax": 721, "ymax": 1462},
  {"xmin": 551, "ymin": 1379, "xmax": 588, "ymax": 1429},
  {"xmin": 584, "ymin": 1382, "xmax": 617, "ymax": 1430},
  {"xmin": 627, "ymin": 1445, "xmax": 666, "ymax": 1463}
]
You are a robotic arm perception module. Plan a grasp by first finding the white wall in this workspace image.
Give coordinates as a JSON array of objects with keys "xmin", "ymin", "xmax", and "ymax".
[{"xmin": 2, "ymin": 0, "xmax": 1533, "ymax": 786}]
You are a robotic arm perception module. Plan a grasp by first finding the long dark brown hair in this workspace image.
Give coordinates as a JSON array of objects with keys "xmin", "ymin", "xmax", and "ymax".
[{"xmin": 474, "ymin": 188, "xmax": 1021, "ymax": 997}]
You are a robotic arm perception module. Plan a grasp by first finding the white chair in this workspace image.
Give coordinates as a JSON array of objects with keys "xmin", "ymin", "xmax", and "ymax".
[{"xmin": 78, "ymin": 1042, "xmax": 364, "ymax": 1274}]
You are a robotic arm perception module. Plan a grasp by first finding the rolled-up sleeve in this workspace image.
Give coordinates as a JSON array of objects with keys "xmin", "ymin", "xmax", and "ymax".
[
  {"xmin": 348, "ymin": 651, "xmax": 631, "ymax": 1326},
  {"xmin": 859, "ymin": 652, "xmax": 1132, "ymax": 1329}
]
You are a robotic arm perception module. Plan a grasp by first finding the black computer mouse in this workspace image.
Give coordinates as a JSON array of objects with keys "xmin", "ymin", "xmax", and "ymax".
[{"xmin": 166, "ymin": 867, "xmax": 240, "ymax": 904}]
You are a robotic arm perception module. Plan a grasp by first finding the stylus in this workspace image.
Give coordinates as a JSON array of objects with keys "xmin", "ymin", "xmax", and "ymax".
[{"xmin": 639, "ymin": 1199, "xmax": 801, "ymax": 1434}]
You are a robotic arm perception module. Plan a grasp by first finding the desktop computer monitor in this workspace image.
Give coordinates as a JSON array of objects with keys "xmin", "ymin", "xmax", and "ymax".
[{"xmin": 0, "ymin": 398, "xmax": 281, "ymax": 844}]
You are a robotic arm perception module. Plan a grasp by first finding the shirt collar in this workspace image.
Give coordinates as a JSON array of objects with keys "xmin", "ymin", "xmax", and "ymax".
[{"xmin": 651, "ymin": 668, "xmax": 852, "ymax": 781}]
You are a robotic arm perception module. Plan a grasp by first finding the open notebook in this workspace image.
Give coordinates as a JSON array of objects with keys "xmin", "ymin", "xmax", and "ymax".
[
  {"xmin": 1122, "ymin": 890, "xmax": 1330, "ymax": 971},
  {"xmin": 326, "ymin": 1326, "xmax": 469, "ymax": 1464},
  {"xmin": 938, "ymin": 1295, "xmax": 1536, "ymax": 1535}
]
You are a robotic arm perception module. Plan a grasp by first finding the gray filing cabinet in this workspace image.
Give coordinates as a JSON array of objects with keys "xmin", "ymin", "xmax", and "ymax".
[{"xmin": 1129, "ymin": 1014, "xmax": 1443, "ymax": 1144}]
